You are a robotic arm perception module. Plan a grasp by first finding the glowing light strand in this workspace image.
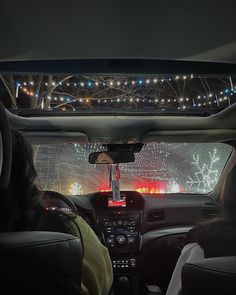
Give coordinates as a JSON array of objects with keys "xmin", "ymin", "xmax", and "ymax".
[{"xmin": 186, "ymin": 149, "xmax": 219, "ymax": 193}]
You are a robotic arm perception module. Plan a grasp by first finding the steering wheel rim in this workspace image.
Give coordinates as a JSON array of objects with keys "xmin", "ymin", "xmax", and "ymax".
[{"xmin": 44, "ymin": 190, "xmax": 78, "ymax": 214}]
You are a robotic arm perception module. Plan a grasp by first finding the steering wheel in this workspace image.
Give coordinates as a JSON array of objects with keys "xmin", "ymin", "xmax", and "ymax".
[
  {"xmin": 43, "ymin": 190, "xmax": 101, "ymax": 238},
  {"xmin": 43, "ymin": 190, "xmax": 78, "ymax": 214}
]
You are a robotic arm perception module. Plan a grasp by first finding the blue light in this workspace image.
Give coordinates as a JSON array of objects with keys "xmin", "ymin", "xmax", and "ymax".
[
  {"xmin": 87, "ymin": 80, "xmax": 93, "ymax": 88},
  {"xmin": 138, "ymin": 80, "xmax": 143, "ymax": 85},
  {"xmin": 17, "ymin": 83, "xmax": 21, "ymax": 87},
  {"xmin": 225, "ymin": 89, "xmax": 229, "ymax": 93}
]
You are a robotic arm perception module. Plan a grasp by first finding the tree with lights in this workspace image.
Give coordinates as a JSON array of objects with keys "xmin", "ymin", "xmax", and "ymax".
[
  {"xmin": 69, "ymin": 182, "xmax": 83, "ymax": 196},
  {"xmin": 186, "ymin": 149, "xmax": 220, "ymax": 193}
]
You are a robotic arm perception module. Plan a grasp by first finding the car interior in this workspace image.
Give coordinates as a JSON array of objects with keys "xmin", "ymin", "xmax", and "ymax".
[{"xmin": 1, "ymin": 1, "xmax": 236, "ymax": 295}]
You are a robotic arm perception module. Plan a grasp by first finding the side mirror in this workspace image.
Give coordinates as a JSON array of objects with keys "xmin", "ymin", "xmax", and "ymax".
[{"xmin": 89, "ymin": 151, "xmax": 135, "ymax": 164}]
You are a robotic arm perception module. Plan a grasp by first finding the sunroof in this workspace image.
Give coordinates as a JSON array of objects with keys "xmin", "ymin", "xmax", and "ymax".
[{"xmin": 0, "ymin": 74, "xmax": 236, "ymax": 116}]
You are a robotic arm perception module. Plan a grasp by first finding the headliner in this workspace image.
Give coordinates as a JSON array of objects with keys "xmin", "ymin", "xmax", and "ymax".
[{"xmin": 0, "ymin": 0, "xmax": 236, "ymax": 63}]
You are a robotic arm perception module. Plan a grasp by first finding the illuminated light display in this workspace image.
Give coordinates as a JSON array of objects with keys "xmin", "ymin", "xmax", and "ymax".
[
  {"xmin": 33, "ymin": 142, "xmax": 231, "ymax": 195},
  {"xmin": 135, "ymin": 180, "xmax": 166, "ymax": 194},
  {"xmin": 96, "ymin": 185, "xmax": 111, "ymax": 192},
  {"xmin": 186, "ymin": 149, "xmax": 219, "ymax": 193},
  {"xmin": 69, "ymin": 182, "xmax": 83, "ymax": 195},
  {"xmin": 1, "ymin": 75, "xmax": 234, "ymax": 114},
  {"xmin": 169, "ymin": 181, "xmax": 180, "ymax": 193}
]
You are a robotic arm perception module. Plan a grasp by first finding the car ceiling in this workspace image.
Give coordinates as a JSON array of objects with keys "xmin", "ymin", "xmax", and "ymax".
[
  {"xmin": 1, "ymin": 0, "xmax": 236, "ymax": 145},
  {"xmin": 0, "ymin": 0, "xmax": 236, "ymax": 64}
]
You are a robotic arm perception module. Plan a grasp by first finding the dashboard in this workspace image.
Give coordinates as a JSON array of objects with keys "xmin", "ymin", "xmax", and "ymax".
[
  {"xmin": 90, "ymin": 192, "xmax": 144, "ymax": 272},
  {"xmin": 45, "ymin": 190, "xmax": 222, "ymax": 294}
]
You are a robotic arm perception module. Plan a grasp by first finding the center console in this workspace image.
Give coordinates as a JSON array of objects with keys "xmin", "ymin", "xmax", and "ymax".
[{"xmin": 91, "ymin": 191, "xmax": 145, "ymax": 294}]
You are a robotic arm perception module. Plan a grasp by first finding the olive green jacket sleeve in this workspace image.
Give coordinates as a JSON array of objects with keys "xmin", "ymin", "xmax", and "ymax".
[{"xmin": 73, "ymin": 216, "xmax": 113, "ymax": 295}]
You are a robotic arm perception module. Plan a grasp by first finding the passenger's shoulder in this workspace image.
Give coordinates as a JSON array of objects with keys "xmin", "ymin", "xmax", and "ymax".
[{"xmin": 182, "ymin": 242, "xmax": 200, "ymax": 255}]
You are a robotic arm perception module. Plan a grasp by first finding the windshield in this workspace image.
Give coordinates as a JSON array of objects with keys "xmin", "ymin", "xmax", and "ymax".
[
  {"xmin": 33, "ymin": 142, "xmax": 231, "ymax": 195},
  {"xmin": 1, "ymin": 74, "xmax": 236, "ymax": 116}
]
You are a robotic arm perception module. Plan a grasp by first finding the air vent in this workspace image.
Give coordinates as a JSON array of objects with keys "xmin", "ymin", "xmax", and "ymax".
[
  {"xmin": 202, "ymin": 208, "xmax": 222, "ymax": 219},
  {"xmin": 147, "ymin": 210, "xmax": 165, "ymax": 222}
]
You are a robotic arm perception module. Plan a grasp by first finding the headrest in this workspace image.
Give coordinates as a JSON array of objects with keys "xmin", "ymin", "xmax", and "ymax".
[
  {"xmin": 182, "ymin": 256, "xmax": 236, "ymax": 295},
  {"xmin": 0, "ymin": 101, "xmax": 12, "ymax": 191},
  {"xmin": 0, "ymin": 231, "xmax": 83, "ymax": 294}
]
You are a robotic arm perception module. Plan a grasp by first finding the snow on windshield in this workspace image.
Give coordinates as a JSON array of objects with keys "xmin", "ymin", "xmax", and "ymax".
[{"xmin": 33, "ymin": 142, "xmax": 231, "ymax": 195}]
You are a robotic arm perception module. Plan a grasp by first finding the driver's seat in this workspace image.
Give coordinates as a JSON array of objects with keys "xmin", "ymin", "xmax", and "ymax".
[{"xmin": 0, "ymin": 102, "xmax": 84, "ymax": 294}]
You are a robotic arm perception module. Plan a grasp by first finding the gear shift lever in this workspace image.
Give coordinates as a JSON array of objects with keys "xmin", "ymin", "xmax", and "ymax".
[{"xmin": 116, "ymin": 276, "xmax": 130, "ymax": 295}]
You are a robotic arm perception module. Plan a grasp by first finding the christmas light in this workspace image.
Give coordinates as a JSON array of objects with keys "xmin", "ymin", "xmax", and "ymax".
[
  {"xmin": 5, "ymin": 75, "xmax": 236, "ymax": 113},
  {"xmin": 186, "ymin": 149, "xmax": 219, "ymax": 193},
  {"xmin": 69, "ymin": 182, "xmax": 83, "ymax": 195}
]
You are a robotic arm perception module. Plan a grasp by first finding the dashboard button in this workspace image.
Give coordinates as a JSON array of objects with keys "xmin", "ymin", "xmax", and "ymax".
[
  {"xmin": 105, "ymin": 227, "xmax": 113, "ymax": 233},
  {"xmin": 130, "ymin": 258, "xmax": 136, "ymax": 267},
  {"xmin": 107, "ymin": 237, "xmax": 115, "ymax": 244},
  {"xmin": 127, "ymin": 236, "xmax": 135, "ymax": 243},
  {"xmin": 116, "ymin": 235, "xmax": 126, "ymax": 244}
]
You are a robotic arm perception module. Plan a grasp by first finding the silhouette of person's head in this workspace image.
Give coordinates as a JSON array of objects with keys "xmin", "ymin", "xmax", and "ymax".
[
  {"xmin": 0, "ymin": 129, "xmax": 42, "ymax": 231},
  {"xmin": 95, "ymin": 152, "xmax": 114, "ymax": 164}
]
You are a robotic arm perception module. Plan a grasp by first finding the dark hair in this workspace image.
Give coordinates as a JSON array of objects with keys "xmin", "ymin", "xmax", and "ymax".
[{"xmin": 0, "ymin": 129, "xmax": 43, "ymax": 231}]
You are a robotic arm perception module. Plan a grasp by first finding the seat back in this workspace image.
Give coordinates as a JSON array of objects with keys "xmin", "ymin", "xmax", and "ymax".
[
  {"xmin": 0, "ymin": 231, "xmax": 83, "ymax": 294},
  {"xmin": 182, "ymin": 256, "xmax": 236, "ymax": 295},
  {"xmin": 181, "ymin": 164, "xmax": 236, "ymax": 295},
  {"xmin": 0, "ymin": 101, "xmax": 11, "ymax": 191}
]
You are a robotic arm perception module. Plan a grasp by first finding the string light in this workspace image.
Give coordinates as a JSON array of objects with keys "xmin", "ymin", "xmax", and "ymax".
[{"xmin": 12, "ymin": 76, "xmax": 236, "ymax": 113}]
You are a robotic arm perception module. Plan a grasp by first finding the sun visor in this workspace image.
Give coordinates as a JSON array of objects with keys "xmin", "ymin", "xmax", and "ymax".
[
  {"xmin": 142, "ymin": 130, "xmax": 236, "ymax": 143},
  {"xmin": 21, "ymin": 131, "xmax": 89, "ymax": 145}
]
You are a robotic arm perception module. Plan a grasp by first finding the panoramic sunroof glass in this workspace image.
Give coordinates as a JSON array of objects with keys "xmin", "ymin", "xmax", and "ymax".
[{"xmin": 0, "ymin": 74, "xmax": 236, "ymax": 115}]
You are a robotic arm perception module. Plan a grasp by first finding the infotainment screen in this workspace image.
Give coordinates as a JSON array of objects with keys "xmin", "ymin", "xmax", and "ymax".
[{"xmin": 108, "ymin": 197, "xmax": 126, "ymax": 208}]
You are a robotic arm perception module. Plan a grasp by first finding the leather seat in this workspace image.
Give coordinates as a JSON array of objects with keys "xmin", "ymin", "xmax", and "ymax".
[
  {"xmin": 0, "ymin": 101, "xmax": 84, "ymax": 294},
  {"xmin": 0, "ymin": 101, "xmax": 11, "ymax": 190},
  {"xmin": 182, "ymin": 256, "xmax": 236, "ymax": 295},
  {"xmin": 181, "ymin": 163, "xmax": 236, "ymax": 295},
  {"xmin": 0, "ymin": 231, "xmax": 83, "ymax": 294}
]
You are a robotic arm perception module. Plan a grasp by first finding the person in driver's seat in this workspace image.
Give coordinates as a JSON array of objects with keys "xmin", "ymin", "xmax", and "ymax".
[
  {"xmin": 0, "ymin": 129, "xmax": 113, "ymax": 295},
  {"xmin": 166, "ymin": 165, "xmax": 236, "ymax": 295}
]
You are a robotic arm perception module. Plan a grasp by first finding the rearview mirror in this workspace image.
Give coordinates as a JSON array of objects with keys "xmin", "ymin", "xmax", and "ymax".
[{"xmin": 89, "ymin": 151, "xmax": 135, "ymax": 164}]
